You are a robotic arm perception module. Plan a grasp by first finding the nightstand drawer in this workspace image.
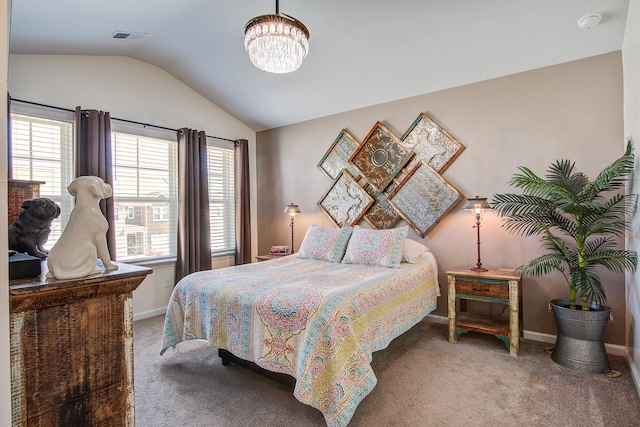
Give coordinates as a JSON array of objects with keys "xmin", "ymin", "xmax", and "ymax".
[{"xmin": 456, "ymin": 279, "xmax": 509, "ymax": 300}]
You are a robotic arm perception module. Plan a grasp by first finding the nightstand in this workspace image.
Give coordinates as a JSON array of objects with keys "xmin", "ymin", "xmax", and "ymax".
[
  {"xmin": 447, "ymin": 268, "xmax": 523, "ymax": 356},
  {"xmin": 255, "ymin": 254, "xmax": 281, "ymax": 262}
]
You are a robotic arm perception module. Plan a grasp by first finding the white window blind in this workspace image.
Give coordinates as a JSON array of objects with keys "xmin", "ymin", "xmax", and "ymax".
[
  {"xmin": 111, "ymin": 131, "xmax": 178, "ymax": 261},
  {"xmin": 10, "ymin": 111, "xmax": 75, "ymax": 250},
  {"xmin": 10, "ymin": 102, "xmax": 237, "ymax": 263},
  {"xmin": 207, "ymin": 139, "xmax": 235, "ymax": 254}
]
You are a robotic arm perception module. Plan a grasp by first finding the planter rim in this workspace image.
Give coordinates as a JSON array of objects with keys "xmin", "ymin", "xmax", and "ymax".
[{"xmin": 550, "ymin": 298, "xmax": 610, "ymax": 312}]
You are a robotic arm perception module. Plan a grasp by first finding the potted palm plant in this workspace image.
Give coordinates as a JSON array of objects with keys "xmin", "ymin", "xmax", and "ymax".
[{"xmin": 492, "ymin": 141, "xmax": 637, "ymax": 373}]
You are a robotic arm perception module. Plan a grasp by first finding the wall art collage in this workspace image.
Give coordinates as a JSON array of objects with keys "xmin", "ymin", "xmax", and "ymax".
[{"xmin": 317, "ymin": 113, "xmax": 465, "ymax": 237}]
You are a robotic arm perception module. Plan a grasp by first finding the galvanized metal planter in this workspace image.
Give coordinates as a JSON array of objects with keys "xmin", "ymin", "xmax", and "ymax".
[{"xmin": 550, "ymin": 299, "xmax": 611, "ymax": 374}]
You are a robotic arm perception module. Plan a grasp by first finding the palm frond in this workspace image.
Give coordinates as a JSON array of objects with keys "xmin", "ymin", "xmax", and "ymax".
[
  {"xmin": 518, "ymin": 253, "xmax": 567, "ymax": 282},
  {"xmin": 580, "ymin": 142, "xmax": 635, "ymax": 197},
  {"xmin": 576, "ymin": 268, "xmax": 606, "ymax": 305},
  {"xmin": 585, "ymin": 250, "xmax": 638, "ymax": 273},
  {"xmin": 492, "ymin": 140, "xmax": 637, "ymax": 305}
]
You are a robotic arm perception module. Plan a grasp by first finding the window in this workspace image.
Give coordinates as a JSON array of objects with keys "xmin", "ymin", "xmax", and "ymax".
[
  {"xmin": 10, "ymin": 102, "xmax": 237, "ymax": 263},
  {"xmin": 152, "ymin": 206, "xmax": 169, "ymax": 221},
  {"xmin": 111, "ymin": 130, "xmax": 177, "ymax": 261},
  {"xmin": 207, "ymin": 139, "xmax": 236, "ymax": 254},
  {"xmin": 126, "ymin": 232, "xmax": 145, "ymax": 256},
  {"xmin": 10, "ymin": 107, "xmax": 75, "ymax": 250}
]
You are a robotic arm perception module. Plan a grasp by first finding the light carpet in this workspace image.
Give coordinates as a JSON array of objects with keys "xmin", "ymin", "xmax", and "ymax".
[{"xmin": 134, "ymin": 315, "xmax": 640, "ymax": 426}]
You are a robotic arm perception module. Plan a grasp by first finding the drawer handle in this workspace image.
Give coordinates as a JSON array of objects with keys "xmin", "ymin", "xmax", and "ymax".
[{"xmin": 472, "ymin": 287, "xmax": 490, "ymax": 292}]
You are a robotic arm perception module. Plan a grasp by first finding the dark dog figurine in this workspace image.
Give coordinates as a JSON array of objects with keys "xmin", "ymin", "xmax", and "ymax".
[{"xmin": 8, "ymin": 198, "xmax": 61, "ymax": 259}]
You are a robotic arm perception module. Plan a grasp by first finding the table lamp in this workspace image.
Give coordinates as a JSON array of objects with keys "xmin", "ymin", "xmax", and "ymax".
[
  {"xmin": 464, "ymin": 196, "xmax": 491, "ymax": 272},
  {"xmin": 283, "ymin": 203, "xmax": 301, "ymax": 253}
]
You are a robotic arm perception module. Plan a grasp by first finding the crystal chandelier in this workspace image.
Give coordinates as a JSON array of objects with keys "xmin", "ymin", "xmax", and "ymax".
[{"xmin": 244, "ymin": 0, "xmax": 310, "ymax": 74}]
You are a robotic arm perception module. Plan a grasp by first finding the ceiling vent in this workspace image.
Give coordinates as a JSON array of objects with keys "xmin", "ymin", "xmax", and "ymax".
[{"xmin": 111, "ymin": 31, "xmax": 147, "ymax": 40}]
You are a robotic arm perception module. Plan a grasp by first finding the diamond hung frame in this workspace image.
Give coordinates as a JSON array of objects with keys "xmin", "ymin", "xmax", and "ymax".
[
  {"xmin": 401, "ymin": 113, "xmax": 465, "ymax": 174},
  {"xmin": 387, "ymin": 160, "xmax": 462, "ymax": 238},
  {"xmin": 317, "ymin": 129, "xmax": 361, "ymax": 181},
  {"xmin": 349, "ymin": 121, "xmax": 414, "ymax": 193},
  {"xmin": 362, "ymin": 181, "xmax": 401, "ymax": 230},
  {"xmin": 318, "ymin": 169, "xmax": 374, "ymax": 228}
]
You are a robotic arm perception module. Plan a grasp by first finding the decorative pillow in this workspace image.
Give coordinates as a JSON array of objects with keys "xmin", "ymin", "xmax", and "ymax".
[
  {"xmin": 297, "ymin": 224, "xmax": 353, "ymax": 263},
  {"xmin": 402, "ymin": 238, "xmax": 431, "ymax": 263},
  {"xmin": 342, "ymin": 226, "xmax": 408, "ymax": 268}
]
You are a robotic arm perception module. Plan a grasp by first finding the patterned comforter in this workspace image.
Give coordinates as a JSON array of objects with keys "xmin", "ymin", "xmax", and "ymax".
[{"xmin": 161, "ymin": 254, "xmax": 438, "ymax": 426}]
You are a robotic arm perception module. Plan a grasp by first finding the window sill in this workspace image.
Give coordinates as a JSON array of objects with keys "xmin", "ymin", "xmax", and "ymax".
[
  {"xmin": 120, "ymin": 256, "xmax": 176, "ymax": 269},
  {"xmin": 119, "ymin": 251, "xmax": 235, "ymax": 269}
]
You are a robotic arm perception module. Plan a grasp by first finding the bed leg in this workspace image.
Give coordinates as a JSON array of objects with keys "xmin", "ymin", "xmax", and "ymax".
[{"xmin": 218, "ymin": 348, "xmax": 232, "ymax": 366}]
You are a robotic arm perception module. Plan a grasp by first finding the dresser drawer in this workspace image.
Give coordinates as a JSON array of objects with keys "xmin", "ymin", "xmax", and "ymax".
[{"xmin": 455, "ymin": 279, "xmax": 509, "ymax": 300}]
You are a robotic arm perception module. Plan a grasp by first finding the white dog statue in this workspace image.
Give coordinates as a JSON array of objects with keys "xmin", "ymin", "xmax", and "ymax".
[{"xmin": 47, "ymin": 176, "xmax": 118, "ymax": 280}]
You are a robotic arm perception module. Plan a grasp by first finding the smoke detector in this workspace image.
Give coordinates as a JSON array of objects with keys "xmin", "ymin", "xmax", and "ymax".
[{"xmin": 577, "ymin": 13, "xmax": 602, "ymax": 30}]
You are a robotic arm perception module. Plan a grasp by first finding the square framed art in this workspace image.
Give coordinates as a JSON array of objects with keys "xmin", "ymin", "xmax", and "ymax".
[
  {"xmin": 388, "ymin": 161, "xmax": 462, "ymax": 237},
  {"xmin": 362, "ymin": 182, "xmax": 401, "ymax": 230},
  {"xmin": 401, "ymin": 113, "xmax": 465, "ymax": 173},
  {"xmin": 317, "ymin": 129, "xmax": 360, "ymax": 181},
  {"xmin": 349, "ymin": 121, "xmax": 413, "ymax": 192},
  {"xmin": 318, "ymin": 169, "xmax": 374, "ymax": 227}
]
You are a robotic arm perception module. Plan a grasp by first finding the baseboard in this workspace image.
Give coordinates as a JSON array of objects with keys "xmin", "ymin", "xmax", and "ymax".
[
  {"xmin": 426, "ymin": 314, "xmax": 626, "ymax": 356},
  {"xmin": 426, "ymin": 313, "xmax": 448, "ymax": 324},
  {"xmin": 627, "ymin": 353, "xmax": 640, "ymax": 398},
  {"xmin": 133, "ymin": 307, "xmax": 166, "ymax": 322}
]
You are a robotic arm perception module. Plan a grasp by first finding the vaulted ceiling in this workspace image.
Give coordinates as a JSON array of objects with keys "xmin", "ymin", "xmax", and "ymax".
[{"xmin": 9, "ymin": 0, "xmax": 630, "ymax": 131}]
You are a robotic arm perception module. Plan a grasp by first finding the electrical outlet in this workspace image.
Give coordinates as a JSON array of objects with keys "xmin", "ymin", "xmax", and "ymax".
[{"xmin": 163, "ymin": 277, "xmax": 172, "ymax": 288}]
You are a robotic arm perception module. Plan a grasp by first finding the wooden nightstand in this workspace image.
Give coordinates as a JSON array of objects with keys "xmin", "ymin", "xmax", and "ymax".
[
  {"xmin": 447, "ymin": 268, "xmax": 523, "ymax": 356},
  {"xmin": 255, "ymin": 254, "xmax": 281, "ymax": 262}
]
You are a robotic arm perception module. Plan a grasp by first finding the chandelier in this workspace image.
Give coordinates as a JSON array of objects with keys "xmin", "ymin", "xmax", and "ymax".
[{"xmin": 244, "ymin": 0, "xmax": 310, "ymax": 74}]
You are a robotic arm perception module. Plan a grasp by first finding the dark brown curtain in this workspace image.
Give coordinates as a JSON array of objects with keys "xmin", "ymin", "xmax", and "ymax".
[
  {"xmin": 74, "ymin": 106, "xmax": 116, "ymax": 260},
  {"xmin": 7, "ymin": 94, "xmax": 12, "ymax": 179},
  {"xmin": 234, "ymin": 139, "xmax": 252, "ymax": 265},
  {"xmin": 175, "ymin": 128, "xmax": 212, "ymax": 283}
]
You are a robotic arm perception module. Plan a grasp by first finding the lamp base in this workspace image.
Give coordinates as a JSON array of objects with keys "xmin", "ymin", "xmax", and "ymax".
[{"xmin": 471, "ymin": 266, "xmax": 488, "ymax": 272}]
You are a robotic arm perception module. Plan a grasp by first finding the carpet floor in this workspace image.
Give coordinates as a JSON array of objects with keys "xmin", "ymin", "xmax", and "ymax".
[{"xmin": 134, "ymin": 315, "xmax": 640, "ymax": 426}]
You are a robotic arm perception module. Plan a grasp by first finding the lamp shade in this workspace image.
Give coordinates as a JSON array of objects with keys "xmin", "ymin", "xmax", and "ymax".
[
  {"xmin": 464, "ymin": 196, "xmax": 491, "ymax": 213},
  {"xmin": 283, "ymin": 203, "xmax": 301, "ymax": 216}
]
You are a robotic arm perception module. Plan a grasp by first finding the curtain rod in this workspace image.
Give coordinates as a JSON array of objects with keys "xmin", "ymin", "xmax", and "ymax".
[{"xmin": 10, "ymin": 97, "xmax": 238, "ymax": 143}]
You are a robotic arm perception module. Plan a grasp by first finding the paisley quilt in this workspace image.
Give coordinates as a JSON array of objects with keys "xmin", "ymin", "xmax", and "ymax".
[{"xmin": 161, "ymin": 254, "xmax": 438, "ymax": 427}]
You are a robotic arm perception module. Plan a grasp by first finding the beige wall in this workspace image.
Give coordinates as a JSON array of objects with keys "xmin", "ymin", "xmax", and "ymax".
[
  {"xmin": 624, "ymin": 0, "xmax": 640, "ymax": 390},
  {"xmin": 257, "ymin": 52, "xmax": 627, "ymax": 345},
  {"xmin": 7, "ymin": 54, "xmax": 258, "ymax": 320}
]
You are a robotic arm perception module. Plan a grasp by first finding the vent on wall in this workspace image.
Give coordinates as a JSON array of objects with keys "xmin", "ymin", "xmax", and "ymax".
[{"xmin": 111, "ymin": 31, "xmax": 147, "ymax": 40}]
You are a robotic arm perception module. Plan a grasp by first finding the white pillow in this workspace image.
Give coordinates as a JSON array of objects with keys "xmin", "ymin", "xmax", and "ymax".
[{"xmin": 402, "ymin": 238, "xmax": 431, "ymax": 263}]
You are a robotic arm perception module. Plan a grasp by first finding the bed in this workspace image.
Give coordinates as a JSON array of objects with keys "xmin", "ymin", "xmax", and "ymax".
[{"xmin": 160, "ymin": 225, "xmax": 439, "ymax": 427}]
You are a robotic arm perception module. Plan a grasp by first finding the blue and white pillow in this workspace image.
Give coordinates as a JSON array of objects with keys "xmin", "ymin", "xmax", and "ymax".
[
  {"xmin": 342, "ymin": 225, "xmax": 408, "ymax": 268},
  {"xmin": 297, "ymin": 224, "xmax": 353, "ymax": 263}
]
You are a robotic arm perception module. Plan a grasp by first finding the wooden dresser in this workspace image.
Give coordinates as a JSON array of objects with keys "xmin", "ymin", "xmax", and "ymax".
[{"xmin": 9, "ymin": 261, "xmax": 152, "ymax": 426}]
